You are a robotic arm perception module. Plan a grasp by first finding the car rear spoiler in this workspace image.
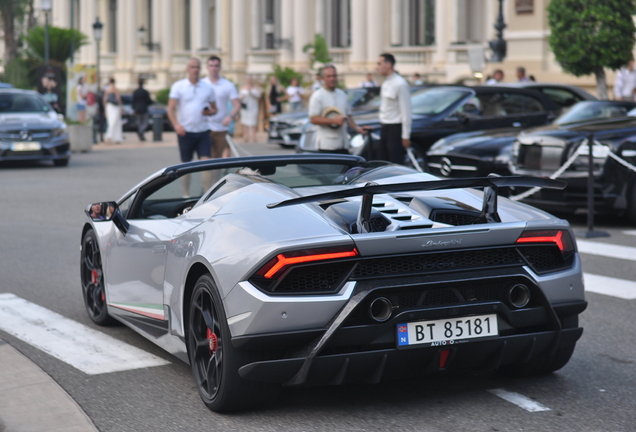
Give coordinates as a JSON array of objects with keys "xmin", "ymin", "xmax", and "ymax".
[{"xmin": 267, "ymin": 176, "xmax": 566, "ymax": 233}]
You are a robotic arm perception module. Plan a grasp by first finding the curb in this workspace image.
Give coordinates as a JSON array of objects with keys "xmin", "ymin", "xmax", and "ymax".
[{"xmin": 0, "ymin": 340, "xmax": 98, "ymax": 432}]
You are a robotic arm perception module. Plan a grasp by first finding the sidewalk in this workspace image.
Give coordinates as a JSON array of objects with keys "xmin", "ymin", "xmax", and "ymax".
[
  {"xmin": 0, "ymin": 339, "xmax": 98, "ymax": 432},
  {"xmin": 89, "ymin": 131, "xmax": 270, "ymax": 151}
]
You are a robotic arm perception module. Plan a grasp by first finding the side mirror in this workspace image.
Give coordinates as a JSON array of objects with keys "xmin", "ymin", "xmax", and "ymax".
[{"xmin": 85, "ymin": 201, "xmax": 129, "ymax": 235}]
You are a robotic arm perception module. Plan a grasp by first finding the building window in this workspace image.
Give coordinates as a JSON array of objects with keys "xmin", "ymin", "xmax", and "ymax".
[
  {"xmin": 408, "ymin": 0, "xmax": 435, "ymax": 46},
  {"xmin": 264, "ymin": 0, "xmax": 279, "ymax": 49},
  {"xmin": 329, "ymin": 0, "xmax": 350, "ymax": 48},
  {"xmin": 184, "ymin": 0, "xmax": 191, "ymax": 50},
  {"xmin": 108, "ymin": 0, "xmax": 117, "ymax": 52},
  {"xmin": 147, "ymin": 0, "xmax": 153, "ymax": 46}
]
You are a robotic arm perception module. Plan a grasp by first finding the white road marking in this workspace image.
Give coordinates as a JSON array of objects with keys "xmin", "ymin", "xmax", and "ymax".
[
  {"xmin": 583, "ymin": 273, "xmax": 636, "ymax": 300},
  {"xmin": 0, "ymin": 293, "xmax": 170, "ymax": 375},
  {"xmin": 576, "ymin": 240, "xmax": 636, "ymax": 262},
  {"xmin": 623, "ymin": 230, "xmax": 636, "ymax": 237},
  {"xmin": 488, "ymin": 389, "xmax": 551, "ymax": 412}
]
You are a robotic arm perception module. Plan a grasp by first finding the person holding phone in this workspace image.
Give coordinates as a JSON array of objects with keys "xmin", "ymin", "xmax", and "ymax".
[{"xmin": 168, "ymin": 57, "xmax": 217, "ymax": 196}]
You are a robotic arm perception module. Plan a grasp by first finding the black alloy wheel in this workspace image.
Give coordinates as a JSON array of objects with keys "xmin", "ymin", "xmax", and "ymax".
[
  {"xmin": 81, "ymin": 229, "xmax": 115, "ymax": 326},
  {"xmin": 187, "ymin": 274, "xmax": 278, "ymax": 412}
]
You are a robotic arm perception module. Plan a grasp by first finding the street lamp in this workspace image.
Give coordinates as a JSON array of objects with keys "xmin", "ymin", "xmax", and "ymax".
[
  {"xmin": 489, "ymin": 0, "xmax": 507, "ymax": 62},
  {"xmin": 137, "ymin": 26, "xmax": 161, "ymax": 51},
  {"xmin": 93, "ymin": 17, "xmax": 103, "ymax": 90},
  {"xmin": 41, "ymin": 0, "xmax": 52, "ymax": 66}
]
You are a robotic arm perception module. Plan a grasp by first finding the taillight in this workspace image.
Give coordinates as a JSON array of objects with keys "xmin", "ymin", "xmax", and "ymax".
[
  {"xmin": 516, "ymin": 230, "xmax": 574, "ymax": 253},
  {"xmin": 256, "ymin": 246, "xmax": 359, "ymax": 279}
]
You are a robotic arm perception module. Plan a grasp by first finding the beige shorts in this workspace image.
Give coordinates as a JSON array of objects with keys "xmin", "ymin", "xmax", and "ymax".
[{"xmin": 210, "ymin": 131, "xmax": 228, "ymax": 156}]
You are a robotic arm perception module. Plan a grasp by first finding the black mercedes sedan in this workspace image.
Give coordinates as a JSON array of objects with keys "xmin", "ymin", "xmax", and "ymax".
[
  {"xmin": 0, "ymin": 89, "xmax": 70, "ymax": 166},
  {"xmin": 345, "ymin": 85, "xmax": 562, "ymax": 163},
  {"xmin": 427, "ymin": 100, "xmax": 636, "ymax": 178}
]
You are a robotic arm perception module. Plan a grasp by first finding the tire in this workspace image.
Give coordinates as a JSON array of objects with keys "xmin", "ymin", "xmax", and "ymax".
[
  {"xmin": 497, "ymin": 316, "xmax": 578, "ymax": 377},
  {"xmin": 81, "ymin": 229, "xmax": 116, "ymax": 326},
  {"xmin": 278, "ymin": 143, "xmax": 296, "ymax": 149},
  {"xmin": 187, "ymin": 274, "xmax": 279, "ymax": 412},
  {"xmin": 53, "ymin": 158, "xmax": 69, "ymax": 167}
]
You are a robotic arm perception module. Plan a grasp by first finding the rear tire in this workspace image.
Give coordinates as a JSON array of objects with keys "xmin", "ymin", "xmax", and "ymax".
[
  {"xmin": 187, "ymin": 274, "xmax": 278, "ymax": 412},
  {"xmin": 626, "ymin": 181, "xmax": 636, "ymax": 226},
  {"xmin": 81, "ymin": 229, "xmax": 116, "ymax": 326}
]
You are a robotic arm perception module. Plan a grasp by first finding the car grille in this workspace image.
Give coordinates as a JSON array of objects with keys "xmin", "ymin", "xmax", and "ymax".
[
  {"xmin": 0, "ymin": 130, "xmax": 53, "ymax": 141},
  {"xmin": 352, "ymin": 246, "xmax": 566, "ymax": 280},
  {"xmin": 429, "ymin": 210, "xmax": 486, "ymax": 226}
]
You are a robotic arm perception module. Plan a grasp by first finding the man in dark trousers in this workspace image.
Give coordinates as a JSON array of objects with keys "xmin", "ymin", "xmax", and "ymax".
[
  {"xmin": 376, "ymin": 53, "xmax": 412, "ymax": 164},
  {"xmin": 132, "ymin": 78, "xmax": 154, "ymax": 141}
]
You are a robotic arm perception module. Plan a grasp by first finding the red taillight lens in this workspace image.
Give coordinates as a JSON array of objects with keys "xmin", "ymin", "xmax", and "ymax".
[
  {"xmin": 516, "ymin": 230, "xmax": 574, "ymax": 253},
  {"xmin": 256, "ymin": 246, "xmax": 359, "ymax": 279}
]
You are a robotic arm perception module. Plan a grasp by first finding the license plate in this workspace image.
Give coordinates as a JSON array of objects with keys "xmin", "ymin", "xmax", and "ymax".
[
  {"xmin": 11, "ymin": 142, "xmax": 42, "ymax": 151},
  {"xmin": 397, "ymin": 314, "xmax": 498, "ymax": 348}
]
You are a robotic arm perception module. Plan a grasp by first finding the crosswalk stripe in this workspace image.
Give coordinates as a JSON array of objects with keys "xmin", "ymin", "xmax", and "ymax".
[
  {"xmin": 583, "ymin": 273, "xmax": 636, "ymax": 300},
  {"xmin": 488, "ymin": 389, "xmax": 551, "ymax": 412},
  {"xmin": 576, "ymin": 240, "xmax": 636, "ymax": 262},
  {"xmin": 0, "ymin": 293, "xmax": 170, "ymax": 375}
]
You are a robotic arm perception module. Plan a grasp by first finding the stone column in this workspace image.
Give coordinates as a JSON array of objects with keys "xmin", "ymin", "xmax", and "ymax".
[
  {"xmin": 192, "ymin": 0, "xmax": 207, "ymax": 51},
  {"xmin": 280, "ymin": 0, "xmax": 293, "ymax": 65},
  {"xmin": 120, "ymin": 0, "xmax": 136, "ymax": 71},
  {"xmin": 231, "ymin": 0, "xmax": 247, "ymax": 68},
  {"xmin": 433, "ymin": 0, "xmax": 448, "ymax": 64},
  {"xmin": 292, "ymin": 0, "xmax": 309, "ymax": 69},
  {"xmin": 390, "ymin": 0, "xmax": 402, "ymax": 46},
  {"xmin": 366, "ymin": 0, "xmax": 384, "ymax": 67},
  {"xmin": 159, "ymin": 0, "xmax": 173, "ymax": 67},
  {"xmin": 251, "ymin": 0, "xmax": 261, "ymax": 50},
  {"xmin": 80, "ymin": 0, "xmax": 98, "ymax": 65},
  {"xmin": 314, "ymin": 0, "xmax": 324, "ymax": 36},
  {"xmin": 349, "ymin": 0, "xmax": 367, "ymax": 69}
]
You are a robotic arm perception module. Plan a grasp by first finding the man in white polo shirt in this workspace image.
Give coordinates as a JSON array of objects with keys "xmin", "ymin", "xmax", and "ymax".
[
  {"xmin": 308, "ymin": 65, "xmax": 367, "ymax": 153},
  {"xmin": 168, "ymin": 57, "xmax": 217, "ymax": 195},
  {"xmin": 202, "ymin": 56, "xmax": 241, "ymax": 159},
  {"xmin": 377, "ymin": 53, "xmax": 412, "ymax": 164}
]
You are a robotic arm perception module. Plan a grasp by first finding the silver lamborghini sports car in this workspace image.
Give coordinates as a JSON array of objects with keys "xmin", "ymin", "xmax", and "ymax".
[{"xmin": 81, "ymin": 154, "xmax": 587, "ymax": 412}]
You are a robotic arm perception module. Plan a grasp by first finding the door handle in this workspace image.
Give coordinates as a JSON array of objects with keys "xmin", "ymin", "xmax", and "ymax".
[{"xmin": 153, "ymin": 245, "xmax": 167, "ymax": 254}]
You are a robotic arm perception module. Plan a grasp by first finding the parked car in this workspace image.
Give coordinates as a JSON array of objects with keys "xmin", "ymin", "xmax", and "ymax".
[
  {"xmin": 508, "ymin": 115, "xmax": 636, "ymax": 223},
  {"xmin": 427, "ymin": 100, "xmax": 636, "ymax": 178},
  {"xmin": 0, "ymin": 88, "xmax": 70, "ymax": 166},
  {"xmin": 300, "ymin": 86, "xmax": 562, "ymax": 161},
  {"xmin": 120, "ymin": 94, "xmax": 172, "ymax": 132},
  {"xmin": 81, "ymin": 154, "xmax": 586, "ymax": 412},
  {"xmin": 493, "ymin": 82, "xmax": 596, "ymax": 108},
  {"xmin": 268, "ymin": 87, "xmax": 381, "ymax": 148}
]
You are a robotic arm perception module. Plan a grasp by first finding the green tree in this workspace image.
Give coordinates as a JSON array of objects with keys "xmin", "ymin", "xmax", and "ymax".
[
  {"xmin": 23, "ymin": 25, "xmax": 89, "ymax": 65},
  {"xmin": 548, "ymin": 0, "xmax": 636, "ymax": 99},
  {"xmin": 271, "ymin": 64, "xmax": 303, "ymax": 88},
  {"xmin": 302, "ymin": 34, "xmax": 333, "ymax": 70},
  {"xmin": 0, "ymin": 0, "xmax": 30, "ymax": 65}
]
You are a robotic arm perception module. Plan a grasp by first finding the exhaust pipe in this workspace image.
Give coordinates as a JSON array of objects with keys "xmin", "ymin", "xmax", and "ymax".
[
  {"xmin": 368, "ymin": 297, "xmax": 393, "ymax": 322},
  {"xmin": 507, "ymin": 284, "xmax": 531, "ymax": 308}
]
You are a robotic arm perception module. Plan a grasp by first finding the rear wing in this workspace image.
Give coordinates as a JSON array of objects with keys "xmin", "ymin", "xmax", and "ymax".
[{"xmin": 267, "ymin": 176, "xmax": 566, "ymax": 233}]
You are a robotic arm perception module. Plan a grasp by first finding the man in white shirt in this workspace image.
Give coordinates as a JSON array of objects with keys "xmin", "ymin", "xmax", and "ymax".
[
  {"xmin": 168, "ymin": 57, "xmax": 217, "ymax": 195},
  {"xmin": 376, "ymin": 53, "xmax": 412, "ymax": 164},
  {"xmin": 202, "ymin": 56, "xmax": 241, "ymax": 159},
  {"xmin": 309, "ymin": 65, "xmax": 367, "ymax": 153},
  {"xmin": 614, "ymin": 60, "xmax": 636, "ymax": 101}
]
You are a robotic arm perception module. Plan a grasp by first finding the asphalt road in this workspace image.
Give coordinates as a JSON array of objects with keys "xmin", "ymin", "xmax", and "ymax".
[{"xmin": 0, "ymin": 139, "xmax": 635, "ymax": 432}]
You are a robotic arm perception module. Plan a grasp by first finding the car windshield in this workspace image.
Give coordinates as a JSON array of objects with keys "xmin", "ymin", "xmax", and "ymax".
[
  {"xmin": 0, "ymin": 93, "xmax": 51, "ymax": 113},
  {"xmin": 554, "ymin": 101, "xmax": 632, "ymax": 125},
  {"xmin": 411, "ymin": 88, "xmax": 471, "ymax": 115}
]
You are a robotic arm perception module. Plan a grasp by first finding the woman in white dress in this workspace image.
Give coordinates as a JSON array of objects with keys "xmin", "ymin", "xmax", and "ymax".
[
  {"xmin": 103, "ymin": 77, "xmax": 123, "ymax": 143},
  {"xmin": 239, "ymin": 76, "xmax": 262, "ymax": 143}
]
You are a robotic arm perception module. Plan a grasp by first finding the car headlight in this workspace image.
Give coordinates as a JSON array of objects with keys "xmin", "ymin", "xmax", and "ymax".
[
  {"xmin": 292, "ymin": 118, "xmax": 309, "ymax": 127},
  {"xmin": 51, "ymin": 125, "xmax": 67, "ymax": 137},
  {"xmin": 350, "ymin": 134, "xmax": 365, "ymax": 149}
]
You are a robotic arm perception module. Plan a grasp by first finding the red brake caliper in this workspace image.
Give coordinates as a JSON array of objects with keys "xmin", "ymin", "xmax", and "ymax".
[
  {"xmin": 91, "ymin": 270, "xmax": 105, "ymax": 302},
  {"xmin": 207, "ymin": 328, "xmax": 218, "ymax": 354}
]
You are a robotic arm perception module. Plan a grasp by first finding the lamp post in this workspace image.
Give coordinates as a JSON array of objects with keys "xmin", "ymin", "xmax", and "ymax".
[
  {"xmin": 93, "ymin": 17, "xmax": 103, "ymax": 90},
  {"xmin": 489, "ymin": 0, "xmax": 507, "ymax": 62},
  {"xmin": 41, "ymin": 0, "xmax": 52, "ymax": 66},
  {"xmin": 92, "ymin": 17, "xmax": 104, "ymax": 144}
]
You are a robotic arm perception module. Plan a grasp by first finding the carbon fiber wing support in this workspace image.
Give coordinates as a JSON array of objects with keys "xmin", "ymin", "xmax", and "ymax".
[{"xmin": 267, "ymin": 176, "xmax": 567, "ymax": 226}]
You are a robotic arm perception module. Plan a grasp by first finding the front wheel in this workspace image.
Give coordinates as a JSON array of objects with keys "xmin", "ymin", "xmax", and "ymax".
[
  {"xmin": 187, "ymin": 275, "xmax": 278, "ymax": 412},
  {"xmin": 626, "ymin": 181, "xmax": 636, "ymax": 226},
  {"xmin": 81, "ymin": 229, "xmax": 116, "ymax": 326}
]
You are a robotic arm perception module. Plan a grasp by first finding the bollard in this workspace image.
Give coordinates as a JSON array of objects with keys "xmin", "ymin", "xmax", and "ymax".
[
  {"xmin": 152, "ymin": 114, "xmax": 163, "ymax": 142},
  {"xmin": 576, "ymin": 133, "xmax": 609, "ymax": 238}
]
